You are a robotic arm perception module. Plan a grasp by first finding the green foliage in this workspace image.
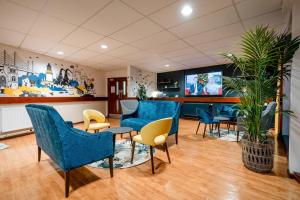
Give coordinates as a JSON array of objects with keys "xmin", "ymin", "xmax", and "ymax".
[
  {"xmin": 223, "ymin": 26, "xmax": 300, "ymax": 142},
  {"xmin": 137, "ymin": 83, "xmax": 147, "ymax": 100}
]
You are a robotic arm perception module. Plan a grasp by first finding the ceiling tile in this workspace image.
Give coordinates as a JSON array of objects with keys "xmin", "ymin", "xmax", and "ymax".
[
  {"xmin": 122, "ymin": 51, "xmax": 154, "ymax": 61},
  {"xmin": 88, "ymin": 54, "xmax": 117, "ymax": 63},
  {"xmin": 169, "ymin": 6, "xmax": 239, "ymax": 38},
  {"xmin": 29, "ymin": 14, "xmax": 76, "ymax": 41},
  {"xmin": 122, "ymin": 0, "xmax": 176, "ymax": 15},
  {"xmin": 168, "ymin": 52, "xmax": 206, "ymax": 63},
  {"xmin": 106, "ymin": 45, "xmax": 139, "ymax": 57},
  {"xmin": 131, "ymin": 31, "xmax": 177, "ymax": 49},
  {"xmin": 162, "ymin": 47, "xmax": 198, "ymax": 58},
  {"xmin": 86, "ymin": 37, "xmax": 124, "ymax": 53},
  {"xmin": 0, "ymin": 28, "xmax": 26, "ymax": 46},
  {"xmin": 0, "ymin": 1, "xmax": 38, "ymax": 33},
  {"xmin": 149, "ymin": 0, "xmax": 232, "ymax": 28},
  {"xmin": 66, "ymin": 49, "xmax": 98, "ymax": 62},
  {"xmin": 9, "ymin": 0, "xmax": 47, "ymax": 11},
  {"xmin": 110, "ymin": 18, "xmax": 162, "ymax": 43},
  {"xmin": 62, "ymin": 28, "xmax": 104, "ymax": 48},
  {"xmin": 184, "ymin": 23, "xmax": 244, "ymax": 46},
  {"xmin": 195, "ymin": 35, "xmax": 241, "ymax": 53},
  {"xmin": 46, "ymin": 43, "xmax": 80, "ymax": 58},
  {"xmin": 243, "ymin": 10, "xmax": 285, "ymax": 31},
  {"xmin": 236, "ymin": 0, "xmax": 282, "ymax": 20},
  {"xmin": 150, "ymin": 40, "xmax": 188, "ymax": 54},
  {"xmin": 83, "ymin": 0, "xmax": 143, "ymax": 35},
  {"xmin": 42, "ymin": 0, "xmax": 112, "ymax": 25},
  {"xmin": 21, "ymin": 35, "xmax": 57, "ymax": 54}
]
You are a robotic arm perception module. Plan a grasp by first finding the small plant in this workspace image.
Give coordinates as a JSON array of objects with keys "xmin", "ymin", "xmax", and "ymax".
[{"xmin": 137, "ymin": 83, "xmax": 147, "ymax": 100}]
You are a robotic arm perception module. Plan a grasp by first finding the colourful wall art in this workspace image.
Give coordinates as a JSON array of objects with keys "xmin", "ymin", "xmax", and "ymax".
[{"xmin": 0, "ymin": 48, "xmax": 96, "ymax": 97}]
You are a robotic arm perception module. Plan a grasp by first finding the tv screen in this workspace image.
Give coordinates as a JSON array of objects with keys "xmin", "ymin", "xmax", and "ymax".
[{"xmin": 185, "ymin": 71, "xmax": 222, "ymax": 96}]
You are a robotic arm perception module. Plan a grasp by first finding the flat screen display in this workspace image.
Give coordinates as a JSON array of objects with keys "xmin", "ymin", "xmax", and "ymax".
[{"xmin": 185, "ymin": 71, "xmax": 222, "ymax": 96}]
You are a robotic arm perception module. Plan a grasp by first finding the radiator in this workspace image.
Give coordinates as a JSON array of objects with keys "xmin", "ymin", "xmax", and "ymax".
[{"xmin": 0, "ymin": 102, "xmax": 107, "ymax": 134}]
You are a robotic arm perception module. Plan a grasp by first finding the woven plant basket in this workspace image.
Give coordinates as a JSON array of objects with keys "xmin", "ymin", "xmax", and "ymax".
[{"xmin": 241, "ymin": 137, "xmax": 274, "ymax": 173}]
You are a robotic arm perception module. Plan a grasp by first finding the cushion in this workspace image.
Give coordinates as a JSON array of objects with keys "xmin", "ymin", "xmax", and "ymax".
[
  {"xmin": 121, "ymin": 118, "xmax": 153, "ymax": 131},
  {"xmin": 89, "ymin": 122, "xmax": 110, "ymax": 130},
  {"xmin": 137, "ymin": 101, "xmax": 178, "ymax": 120}
]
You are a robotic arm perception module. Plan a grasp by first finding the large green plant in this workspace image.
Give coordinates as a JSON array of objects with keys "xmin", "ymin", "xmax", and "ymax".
[
  {"xmin": 137, "ymin": 83, "xmax": 147, "ymax": 100},
  {"xmin": 223, "ymin": 26, "xmax": 300, "ymax": 142}
]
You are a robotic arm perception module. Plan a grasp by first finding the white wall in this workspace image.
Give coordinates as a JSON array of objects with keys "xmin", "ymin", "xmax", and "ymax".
[
  {"xmin": 0, "ymin": 101, "xmax": 106, "ymax": 133},
  {"xmin": 128, "ymin": 65, "xmax": 157, "ymax": 97},
  {"xmin": 289, "ymin": 0, "xmax": 300, "ymax": 173},
  {"xmin": 0, "ymin": 44, "xmax": 108, "ymax": 133}
]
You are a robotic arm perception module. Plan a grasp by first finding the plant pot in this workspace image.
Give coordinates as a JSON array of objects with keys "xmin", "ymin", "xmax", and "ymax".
[{"xmin": 241, "ymin": 137, "xmax": 274, "ymax": 173}]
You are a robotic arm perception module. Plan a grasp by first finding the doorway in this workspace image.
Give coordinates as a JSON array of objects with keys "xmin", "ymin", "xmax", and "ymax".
[{"xmin": 107, "ymin": 77, "xmax": 127, "ymax": 114}]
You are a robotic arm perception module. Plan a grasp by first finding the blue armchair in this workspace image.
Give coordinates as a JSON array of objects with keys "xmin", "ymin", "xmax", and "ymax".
[
  {"xmin": 120, "ymin": 100, "xmax": 181, "ymax": 144},
  {"xmin": 25, "ymin": 104, "xmax": 114, "ymax": 197},
  {"xmin": 195, "ymin": 108, "xmax": 220, "ymax": 138}
]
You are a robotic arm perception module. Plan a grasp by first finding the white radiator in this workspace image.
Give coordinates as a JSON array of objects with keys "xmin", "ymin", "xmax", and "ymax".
[{"xmin": 0, "ymin": 101, "xmax": 107, "ymax": 133}]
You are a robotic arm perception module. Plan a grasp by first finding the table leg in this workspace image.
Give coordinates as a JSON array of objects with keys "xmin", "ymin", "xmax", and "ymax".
[
  {"xmin": 129, "ymin": 131, "xmax": 132, "ymax": 144},
  {"xmin": 113, "ymin": 134, "xmax": 116, "ymax": 154}
]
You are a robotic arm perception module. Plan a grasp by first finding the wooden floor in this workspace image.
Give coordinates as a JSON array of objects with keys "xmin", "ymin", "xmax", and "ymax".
[{"xmin": 0, "ymin": 118, "xmax": 300, "ymax": 200}]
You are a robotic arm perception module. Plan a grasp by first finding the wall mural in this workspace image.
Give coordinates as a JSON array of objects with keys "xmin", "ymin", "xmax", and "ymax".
[
  {"xmin": 128, "ymin": 66, "xmax": 156, "ymax": 97},
  {"xmin": 0, "ymin": 49, "xmax": 95, "ymax": 97}
]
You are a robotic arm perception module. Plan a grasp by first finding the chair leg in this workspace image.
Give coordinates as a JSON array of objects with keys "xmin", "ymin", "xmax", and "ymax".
[
  {"xmin": 129, "ymin": 132, "xmax": 132, "ymax": 143},
  {"xmin": 164, "ymin": 142, "xmax": 171, "ymax": 163},
  {"xmin": 175, "ymin": 132, "xmax": 178, "ymax": 145},
  {"xmin": 108, "ymin": 157, "xmax": 113, "ymax": 177},
  {"xmin": 218, "ymin": 123, "xmax": 221, "ymax": 138},
  {"xmin": 227, "ymin": 122, "xmax": 230, "ymax": 134},
  {"xmin": 121, "ymin": 133, "xmax": 123, "ymax": 138},
  {"xmin": 195, "ymin": 121, "xmax": 201, "ymax": 134},
  {"xmin": 150, "ymin": 146, "xmax": 155, "ymax": 174},
  {"xmin": 38, "ymin": 146, "xmax": 41, "ymax": 162},
  {"xmin": 65, "ymin": 171, "xmax": 70, "ymax": 198},
  {"xmin": 203, "ymin": 124, "xmax": 207, "ymax": 138},
  {"xmin": 94, "ymin": 130, "xmax": 97, "ymax": 133},
  {"xmin": 237, "ymin": 131, "xmax": 240, "ymax": 142},
  {"xmin": 131, "ymin": 141, "xmax": 136, "ymax": 164}
]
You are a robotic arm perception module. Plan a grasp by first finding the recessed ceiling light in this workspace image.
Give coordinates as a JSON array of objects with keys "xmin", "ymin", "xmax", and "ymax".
[
  {"xmin": 227, "ymin": 53, "xmax": 233, "ymax": 57},
  {"xmin": 57, "ymin": 51, "xmax": 64, "ymax": 55},
  {"xmin": 165, "ymin": 64, "xmax": 170, "ymax": 67},
  {"xmin": 181, "ymin": 5, "xmax": 193, "ymax": 16},
  {"xmin": 100, "ymin": 44, "xmax": 108, "ymax": 49}
]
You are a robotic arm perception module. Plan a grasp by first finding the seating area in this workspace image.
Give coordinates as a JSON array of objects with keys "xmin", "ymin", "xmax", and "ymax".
[{"xmin": 1, "ymin": 0, "xmax": 300, "ymax": 199}]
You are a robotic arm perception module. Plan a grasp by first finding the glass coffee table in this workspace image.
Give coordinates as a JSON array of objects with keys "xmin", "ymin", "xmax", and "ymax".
[{"xmin": 104, "ymin": 127, "xmax": 133, "ymax": 151}]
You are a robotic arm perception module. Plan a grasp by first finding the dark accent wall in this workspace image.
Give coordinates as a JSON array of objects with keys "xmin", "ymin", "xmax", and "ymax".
[{"xmin": 157, "ymin": 64, "xmax": 240, "ymax": 97}]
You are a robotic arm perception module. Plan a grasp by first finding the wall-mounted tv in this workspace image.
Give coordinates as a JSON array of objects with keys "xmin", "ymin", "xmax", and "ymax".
[{"xmin": 185, "ymin": 71, "xmax": 222, "ymax": 96}]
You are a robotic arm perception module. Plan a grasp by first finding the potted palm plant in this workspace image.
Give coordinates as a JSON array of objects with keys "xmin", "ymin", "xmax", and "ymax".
[{"xmin": 223, "ymin": 26, "xmax": 300, "ymax": 173}]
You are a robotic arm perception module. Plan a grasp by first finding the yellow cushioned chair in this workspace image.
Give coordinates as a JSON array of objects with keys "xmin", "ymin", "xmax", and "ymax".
[
  {"xmin": 83, "ymin": 109, "xmax": 110, "ymax": 133},
  {"xmin": 131, "ymin": 117, "xmax": 172, "ymax": 174}
]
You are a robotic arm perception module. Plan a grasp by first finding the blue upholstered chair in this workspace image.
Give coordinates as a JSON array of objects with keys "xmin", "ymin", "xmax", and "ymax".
[
  {"xmin": 25, "ymin": 104, "xmax": 114, "ymax": 197},
  {"xmin": 195, "ymin": 108, "xmax": 220, "ymax": 138},
  {"xmin": 120, "ymin": 100, "xmax": 181, "ymax": 144}
]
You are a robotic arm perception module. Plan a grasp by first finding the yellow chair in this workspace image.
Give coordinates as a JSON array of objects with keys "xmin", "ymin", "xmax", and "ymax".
[
  {"xmin": 131, "ymin": 118, "xmax": 173, "ymax": 174},
  {"xmin": 83, "ymin": 109, "xmax": 110, "ymax": 133}
]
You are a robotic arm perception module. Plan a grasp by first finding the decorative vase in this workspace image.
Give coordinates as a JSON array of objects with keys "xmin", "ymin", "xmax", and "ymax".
[{"xmin": 241, "ymin": 136, "xmax": 274, "ymax": 173}]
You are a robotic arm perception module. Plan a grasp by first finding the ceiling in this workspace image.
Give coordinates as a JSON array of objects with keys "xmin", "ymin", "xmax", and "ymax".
[{"xmin": 0, "ymin": 0, "xmax": 286, "ymax": 72}]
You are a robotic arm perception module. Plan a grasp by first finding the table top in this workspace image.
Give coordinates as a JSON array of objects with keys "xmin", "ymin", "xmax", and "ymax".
[
  {"xmin": 104, "ymin": 127, "xmax": 133, "ymax": 134},
  {"xmin": 214, "ymin": 116, "xmax": 231, "ymax": 121}
]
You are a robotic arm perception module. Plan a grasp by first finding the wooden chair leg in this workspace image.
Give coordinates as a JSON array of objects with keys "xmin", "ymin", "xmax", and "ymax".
[
  {"xmin": 108, "ymin": 157, "xmax": 113, "ymax": 177},
  {"xmin": 150, "ymin": 146, "xmax": 155, "ymax": 174},
  {"xmin": 203, "ymin": 124, "xmax": 207, "ymax": 138},
  {"xmin": 131, "ymin": 141, "xmax": 136, "ymax": 164},
  {"xmin": 129, "ymin": 132, "xmax": 133, "ymax": 143},
  {"xmin": 94, "ymin": 130, "xmax": 97, "ymax": 133},
  {"xmin": 195, "ymin": 121, "xmax": 201, "ymax": 134},
  {"xmin": 65, "ymin": 171, "xmax": 70, "ymax": 198},
  {"xmin": 164, "ymin": 142, "xmax": 171, "ymax": 163},
  {"xmin": 227, "ymin": 122, "xmax": 230, "ymax": 134},
  {"xmin": 237, "ymin": 131, "xmax": 240, "ymax": 142},
  {"xmin": 175, "ymin": 132, "xmax": 178, "ymax": 144},
  {"xmin": 38, "ymin": 146, "xmax": 41, "ymax": 162},
  {"xmin": 218, "ymin": 123, "xmax": 221, "ymax": 138},
  {"xmin": 121, "ymin": 133, "xmax": 123, "ymax": 138}
]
